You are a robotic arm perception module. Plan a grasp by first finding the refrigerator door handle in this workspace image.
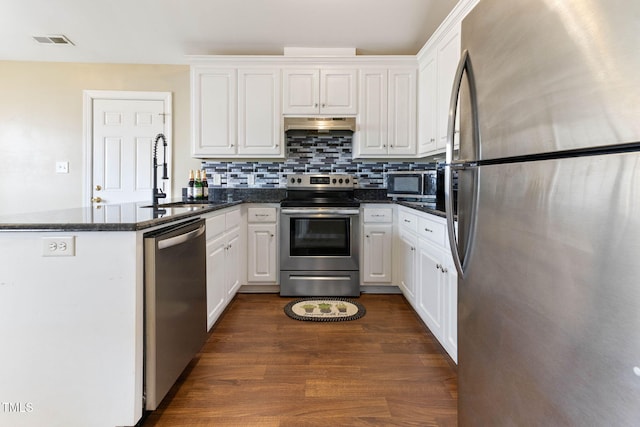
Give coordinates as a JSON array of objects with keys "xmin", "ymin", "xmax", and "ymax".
[{"xmin": 445, "ymin": 49, "xmax": 480, "ymax": 278}]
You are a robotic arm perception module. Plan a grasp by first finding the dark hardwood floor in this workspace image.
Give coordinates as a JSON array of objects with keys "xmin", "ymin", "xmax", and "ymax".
[{"xmin": 143, "ymin": 293, "xmax": 458, "ymax": 426}]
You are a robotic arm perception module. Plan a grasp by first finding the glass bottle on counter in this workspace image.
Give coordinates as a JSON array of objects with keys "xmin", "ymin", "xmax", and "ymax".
[
  {"xmin": 201, "ymin": 170, "xmax": 209, "ymax": 201},
  {"xmin": 187, "ymin": 170, "xmax": 195, "ymax": 200},
  {"xmin": 194, "ymin": 170, "xmax": 204, "ymax": 200}
]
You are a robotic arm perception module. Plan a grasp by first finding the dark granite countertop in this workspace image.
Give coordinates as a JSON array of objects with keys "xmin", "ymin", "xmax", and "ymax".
[
  {"xmin": 0, "ymin": 189, "xmax": 451, "ymax": 232},
  {"xmin": 395, "ymin": 201, "xmax": 448, "ymax": 219},
  {"xmin": 0, "ymin": 200, "xmax": 242, "ymax": 231}
]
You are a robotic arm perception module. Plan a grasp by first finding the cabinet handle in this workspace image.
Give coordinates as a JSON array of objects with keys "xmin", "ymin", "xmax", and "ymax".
[
  {"xmin": 366, "ymin": 235, "xmax": 370, "ymax": 238},
  {"xmin": 314, "ymin": 103, "xmax": 318, "ymax": 108},
  {"xmin": 425, "ymin": 227, "xmax": 433, "ymax": 233},
  {"xmin": 270, "ymin": 234, "xmax": 274, "ymax": 237},
  {"xmin": 322, "ymin": 103, "xmax": 326, "ymax": 108},
  {"xmin": 404, "ymin": 219, "xmax": 411, "ymax": 223},
  {"xmin": 436, "ymin": 263, "xmax": 441, "ymax": 270},
  {"xmin": 442, "ymin": 266, "xmax": 448, "ymax": 273},
  {"xmin": 411, "ymin": 247, "xmax": 415, "ymax": 251},
  {"xmin": 430, "ymin": 138, "xmax": 435, "ymax": 142}
]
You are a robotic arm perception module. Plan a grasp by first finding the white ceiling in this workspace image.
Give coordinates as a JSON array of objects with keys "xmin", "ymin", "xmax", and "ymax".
[{"xmin": 1, "ymin": 0, "xmax": 459, "ymax": 64}]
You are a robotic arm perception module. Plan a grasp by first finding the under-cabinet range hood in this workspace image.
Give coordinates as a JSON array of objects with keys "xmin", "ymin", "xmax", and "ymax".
[{"xmin": 284, "ymin": 117, "xmax": 356, "ymax": 132}]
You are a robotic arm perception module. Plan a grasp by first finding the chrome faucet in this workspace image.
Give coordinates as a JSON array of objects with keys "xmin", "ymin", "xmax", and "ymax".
[{"xmin": 153, "ymin": 133, "xmax": 169, "ymax": 205}]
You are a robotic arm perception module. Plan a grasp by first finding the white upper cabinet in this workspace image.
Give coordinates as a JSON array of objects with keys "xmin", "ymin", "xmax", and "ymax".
[
  {"xmin": 388, "ymin": 68, "xmax": 417, "ymax": 156},
  {"xmin": 436, "ymin": 23, "xmax": 461, "ymax": 151},
  {"xmin": 418, "ymin": 52, "xmax": 438, "ymax": 155},
  {"xmin": 237, "ymin": 68, "xmax": 283, "ymax": 156},
  {"xmin": 355, "ymin": 67, "xmax": 417, "ymax": 158},
  {"xmin": 416, "ymin": 0, "xmax": 479, "ymax": 158},
  {"xmin": 283, "ymin": 68, "xmax": 357, "ymax": 115},
  {"xmin": 192, "ymin": 67, "xmax": 237, "ymax": 157},
  {"xmin": 417, "ymin": 23, "xmax": 461, "ymax": 158},
  {"xmin": 355, "ymin": 69, "xmax": 388, "ymax": 156},
  {"xmin": 192, "ymin": 65, "xmax": 283, "ymax": 158}
]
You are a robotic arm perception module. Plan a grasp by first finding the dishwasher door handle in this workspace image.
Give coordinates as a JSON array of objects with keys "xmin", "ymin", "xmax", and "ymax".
[{"xmin": 157, "ymin": 224, "xmax": 205, "ymax": 250}]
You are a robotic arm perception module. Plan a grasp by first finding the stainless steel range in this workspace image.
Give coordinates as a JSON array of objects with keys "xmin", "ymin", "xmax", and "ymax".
[{"xmin": 280, "ymin": 174, "xmax": 360, "ymax": 297}]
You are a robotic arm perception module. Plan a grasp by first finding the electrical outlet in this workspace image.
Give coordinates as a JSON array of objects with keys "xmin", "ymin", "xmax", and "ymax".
[
  {"xmin": 247, "ymin": 174, "xmax": 255, "ymax": 186},
  {"xmin": 56, "ymin": 161, "xmax": 69, "ymax": 174},
  {"xmin": 42, "ymin": 236, "xmax": 76, "ymax": 257},
  {"xmin": 213, "ymin": 174, "xmax": 222, "ymax": 186}
]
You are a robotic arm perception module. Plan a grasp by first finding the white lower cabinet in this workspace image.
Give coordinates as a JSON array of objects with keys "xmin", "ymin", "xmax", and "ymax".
[
  {"xmin": 361, "ymin": 205, "xmax": 394, "ymax": 285},
  {"xmin": 395, "ymin": 206, "xmax": 457, "ymax": 363},
  {"xmin": 246, "ymin": 206, "xmax": 278, "ymax": 284},
  {"xmin": 206, "ymin": 235, "xmax": 227, "ymax": 331},
  {"xmin": 417, "ymin": 239, "xmax": 445, "ymax": 342},
  {"xmin": 205, "ymin": 206, "xmax": 243, "ymax": 331},
  {"xmin": 398, "ymin": 229, "xmax": 418, "ymax": 302}
]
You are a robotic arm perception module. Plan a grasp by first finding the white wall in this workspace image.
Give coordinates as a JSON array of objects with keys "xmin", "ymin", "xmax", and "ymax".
[{"xmin": 0, "ymin": 61, "xmax": 201, "ymax": 215}]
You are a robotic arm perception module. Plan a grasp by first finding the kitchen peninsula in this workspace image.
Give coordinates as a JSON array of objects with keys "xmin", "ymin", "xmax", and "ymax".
[{"xmin": 0, "ymin": 200, "xmax": 240, "ymax": 427}]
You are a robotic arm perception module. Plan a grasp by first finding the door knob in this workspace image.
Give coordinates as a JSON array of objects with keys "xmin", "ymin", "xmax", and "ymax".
[
  {"xmin": 95, "ymin": 185, "xmax": 102, "ymax": 191},
  {"xmin": 91, "ymin": 197, "xmax": 102, "ymax": 203}
]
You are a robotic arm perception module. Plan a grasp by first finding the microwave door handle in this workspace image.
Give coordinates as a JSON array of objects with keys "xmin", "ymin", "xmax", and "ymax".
[{"xmin": 445, "ymin": 49, "xmax": 480, "ymax": 279}]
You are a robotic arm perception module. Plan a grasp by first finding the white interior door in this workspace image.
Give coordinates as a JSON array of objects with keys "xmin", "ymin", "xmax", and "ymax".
[{"xmin": 91, "ymin": 98, "xmax": 168, "ymax": 205}]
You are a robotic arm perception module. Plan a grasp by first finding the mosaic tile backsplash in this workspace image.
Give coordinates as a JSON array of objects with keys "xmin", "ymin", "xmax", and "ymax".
[{"xmin": 201, "ymin": 132, "xmax": 437, "ymax": 188}]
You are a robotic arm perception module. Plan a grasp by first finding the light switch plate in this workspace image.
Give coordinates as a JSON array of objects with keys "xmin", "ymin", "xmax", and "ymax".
[{"xmin": 56, "ymin": 161, "xmax": 69, "ymax": 174}]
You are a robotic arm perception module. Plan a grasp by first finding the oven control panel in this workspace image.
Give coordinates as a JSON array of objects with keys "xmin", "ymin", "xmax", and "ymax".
[{"xmin": 287, "ymin": 174, "xmax": 355, "ymax": 189}]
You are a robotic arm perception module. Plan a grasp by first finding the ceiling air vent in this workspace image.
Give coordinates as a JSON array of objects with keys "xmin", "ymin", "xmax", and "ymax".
[{"xmin": 33, "ymin": 35, "xmax": 74, "ymax": 45}]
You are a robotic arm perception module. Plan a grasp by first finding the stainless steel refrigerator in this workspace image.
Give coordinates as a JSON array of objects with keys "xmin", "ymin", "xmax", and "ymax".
[{"xmin": 444, "ymin": 0, "xmax": 640, "ymax": 424}]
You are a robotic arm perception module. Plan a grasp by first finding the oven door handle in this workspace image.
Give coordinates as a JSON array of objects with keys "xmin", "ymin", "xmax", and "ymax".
[{"xmin": 281, "ymin": 208, "xmax": 360, "ymax": 215}]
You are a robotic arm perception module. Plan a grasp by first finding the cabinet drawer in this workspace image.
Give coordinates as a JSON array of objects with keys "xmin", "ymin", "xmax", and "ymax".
[
  {"xmin": 363, "ymin": 208, "xmax": 393, "ymax": 223},
  {"xmin": 225, "ymin": 208, "xmax": 242, "ymax": 230},
  {"xmin": 419, "ymin": 215, "xmax": 446, "ymax": 247},
  {"xmin": 205, "ymin": 214, "xmax": 226, "ymax": 240},
  {"xmin": 247, "ymin": 207, "xmax": 277, "ymax": 223},
  {"xmin": 398, "ymin": 208, "xmax": 418, "ymax": 234}
]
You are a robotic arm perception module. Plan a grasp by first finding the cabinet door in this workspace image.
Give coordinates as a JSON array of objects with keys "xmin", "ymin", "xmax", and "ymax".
[
  {"xmin": 362, "ymin": 223, "xmax": 393, "ymax": 283},
  {"xmin": 418, "ymin": 52, "xmax": 438, "ymax": 155},
  {"xmin": 436, "ymin": 22, "xmax": 461, "ymax": 150},
  {"xmin": 388, "ymin": 68, "xmax": 417, "ymax": 156},
  {"xmin": 225, "ymin": 231, "xmax": 242, "ymax": 298},
  {"xmin": 442, "ymin": 253, "xmax": 458, "ymax": 363},
  {"xmin": 320, "ymin": 69, "xmax": 357, "ymax": 115},
  {"xmin": 206, "ymin": 235, "xmax": 227, "ymax": 331},
  {"xmin": 192, "ymin": 67, "xmax": 237, "ymax": 157},
  {"xmin": 417, "ymin": 238, "xmax": 444, "ymax": 342},
  {"xmin": 283, "ymin": 69, "xmax": 319, "ymax": 114},
  {"xmin": 247, "ymin": 223, "xmax": 277, "ymax": 283},
  {"xmin": 355, "ymin": 69, "xmax": 388, "ymax": 157},
  {"xmin": 398, "ymin": 230, "xmax": 418, "ymax": 303},
  {"xmin": 238, "ymin": 68, "xmax": 283, "ymax": 157}
]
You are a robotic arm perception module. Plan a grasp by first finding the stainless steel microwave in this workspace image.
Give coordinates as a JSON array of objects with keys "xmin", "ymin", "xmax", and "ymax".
[{"xmin": 386, "ymin": 171, "xmax": 437, "ymax": 200}]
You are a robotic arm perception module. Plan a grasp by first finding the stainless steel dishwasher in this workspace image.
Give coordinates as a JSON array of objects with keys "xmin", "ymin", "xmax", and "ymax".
[{"xmin": 144, "ymin": 218, "xmax": 207, "ymax": 410}]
